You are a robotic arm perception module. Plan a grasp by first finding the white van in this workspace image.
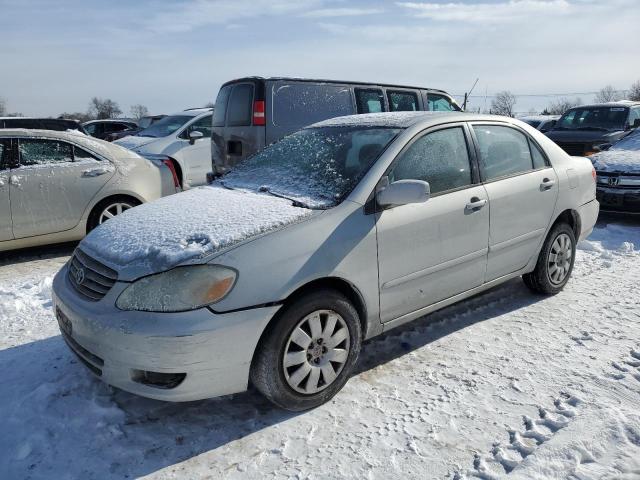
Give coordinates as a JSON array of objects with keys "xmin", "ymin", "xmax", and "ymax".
[{"xmin": 115, "ymin": 108, "xmax": 212, "ymax": 188}]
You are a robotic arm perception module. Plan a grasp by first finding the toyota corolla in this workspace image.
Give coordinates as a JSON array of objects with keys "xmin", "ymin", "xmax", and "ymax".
[{"xmin": 52, "ymin": 112, "xmax": 598, "ymax": 411}]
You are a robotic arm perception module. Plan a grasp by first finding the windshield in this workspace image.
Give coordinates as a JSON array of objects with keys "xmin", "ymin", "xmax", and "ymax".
[
  {"xmin": 612, "ymin": 129, "xmax": 640, "ymax": 151},
  {"xmin": 138, "ymin": 115, "xmax": 192, "ymax": 138},
  {"xmin": 555, "ymin": 107, "xmax": 628, "ymax": 131},
  {"xmin": 221, "ymin": 126, "xmax": 401, "ymax": 208}
]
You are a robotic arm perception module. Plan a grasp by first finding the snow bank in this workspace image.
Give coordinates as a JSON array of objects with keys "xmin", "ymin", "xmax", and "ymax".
[{"xmin": 81, "ymin": 185, "xmax": 314, "ymax": 276}]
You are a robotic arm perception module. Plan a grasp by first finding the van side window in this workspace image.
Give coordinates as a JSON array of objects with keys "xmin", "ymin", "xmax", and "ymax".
[
  {"xmin": 227, "ymin": 84, "xmax": 254, "ymax": 127},
  {"xmin": 390, "ymin": 127, "xmax": 472, "ymax": 195},
  {"xmin": 387, "ymin": 91, "xmax": 419, "ymax": 112},
  {"xmin": 428, "ymin": 94, "xmax": 456, "ymax": 111},
  {"xmin": 272, "ymin": 83, "xmax": 353, "ymax": 127},
  {"xmin": 355, "ymin": 89, "xmax": 385, "ymax": 114},
  {"xmin": 212, "ymin": 85, "xmax": 232, "ymax": 127},
  {"xmin": 473, "ymin": 125, "xmax": 537, "ymax": 181}
]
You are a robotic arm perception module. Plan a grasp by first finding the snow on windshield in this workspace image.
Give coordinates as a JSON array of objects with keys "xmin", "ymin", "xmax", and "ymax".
[
  {"xmin": 611, "ymin": 129, "xmax": 640, "ymax": 151},
  {"xmin": 82, "ymin": 185, "xmax": 313, "ymax": 275},
  {"xmin": 221, "ymin": 126, "xmax": 401, "ymax": 208}
]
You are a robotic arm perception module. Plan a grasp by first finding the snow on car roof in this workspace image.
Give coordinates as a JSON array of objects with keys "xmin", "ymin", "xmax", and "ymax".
[
  {"xmin": 309, "ymin": 111, "xmax": 465, "ymax": 129},
  {"xmin": 0, "ymin": 128, "xmax": 140, "ymax": 161}
]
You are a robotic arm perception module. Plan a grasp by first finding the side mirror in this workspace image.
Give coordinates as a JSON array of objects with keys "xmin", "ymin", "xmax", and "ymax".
[
  {"xmin": 376, "ymin": 179, "xmax": 430, "ymax": 207},
  {"xmin": 189, "ymin": 130, "xmax": 204, "ymax": 145}
]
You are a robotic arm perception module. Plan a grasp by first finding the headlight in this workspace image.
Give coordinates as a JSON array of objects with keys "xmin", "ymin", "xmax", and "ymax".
[{"xmin": 116, "ymin": 265, "xmax": 237, "ymax": 312}]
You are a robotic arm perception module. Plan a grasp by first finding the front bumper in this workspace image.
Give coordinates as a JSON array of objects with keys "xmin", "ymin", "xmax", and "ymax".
[
  {"xmin": 52, "ymin": 264, "xmax": 280, "ymax": 402},
  {"xmin": 596, "ymin": 187, "xmax": 640, "ymax": 214}
]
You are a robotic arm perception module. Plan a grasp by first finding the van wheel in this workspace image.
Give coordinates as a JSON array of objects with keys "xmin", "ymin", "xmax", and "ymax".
[
  {"xmin": 523, "ymin": 222, "xmax": 576, "ymax": 295},
  {"xmin": 87, "ymin": 196, "xmax": 140, "ymax": 232},
  {"xmin": 250, "ymin": 289, "xmax": 362, "ymax": 411}
]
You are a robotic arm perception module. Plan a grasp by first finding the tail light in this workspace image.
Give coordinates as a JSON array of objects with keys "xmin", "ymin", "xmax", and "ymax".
[
  {"xmin": 162, "ymin": 159, "xmax": 181, "ymax": 190},
  {"xmin": 253, "ymin": 100, "xmax": 265, "ymax": 126}
]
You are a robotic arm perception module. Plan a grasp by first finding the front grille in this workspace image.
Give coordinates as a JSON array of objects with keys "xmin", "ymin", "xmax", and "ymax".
[
  {"xmin": 68, "ymin": 249, "xmax": 118, "ymax": 301},
  {"xmin": 557, "ymin": 142, "xmax": 587, "ymax": 156}
]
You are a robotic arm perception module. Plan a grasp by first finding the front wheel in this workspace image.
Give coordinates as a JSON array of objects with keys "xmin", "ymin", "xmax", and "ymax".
[
  {"xmin": 87, "ymin": 196, "xmax": 139, "ymax": 232},
  {"xmin": 250, "ymin": 289, "xmax": 362, "ymax": 411},
  {"xmin": 523, "ymin": 222, "xmax": 576, "ymax": 294}
]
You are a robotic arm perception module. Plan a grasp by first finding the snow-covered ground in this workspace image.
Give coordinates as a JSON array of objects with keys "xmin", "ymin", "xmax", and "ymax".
[{"xmin": 1, "ymin": 216, "xmax": 639, "ymax": 479}]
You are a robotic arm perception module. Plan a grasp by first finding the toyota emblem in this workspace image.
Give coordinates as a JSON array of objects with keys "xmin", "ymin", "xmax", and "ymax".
[
  {"xmin": 607, "ymin": 177, "xmax": 619, "ymax": 186},
  {"xmin": 75, "ymin": 267, "xmax": 86, "ymax": 285}
]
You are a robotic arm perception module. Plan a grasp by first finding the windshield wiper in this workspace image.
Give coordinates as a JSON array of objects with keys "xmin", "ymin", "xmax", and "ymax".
[{"xmin": 258, "ymin": 186, "xmax": 318, "ymax": 209}]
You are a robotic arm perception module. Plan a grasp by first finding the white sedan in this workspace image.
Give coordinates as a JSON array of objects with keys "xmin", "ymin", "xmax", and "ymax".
[
  {"xmin": 0, "ymin": 129, "xmax": 179, "ymax": 252},
  {"xmin": 52, "ymin": 112, "xmax": 598, "ymax": 410}
]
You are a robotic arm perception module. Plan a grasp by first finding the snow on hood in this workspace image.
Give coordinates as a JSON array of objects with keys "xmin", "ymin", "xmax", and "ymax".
[
  {"xmin": 113, "ymin": 135, "xmax": 157, "ymax": 150},
  {"xmin": 80, "ymin": 185, "xmax": 314, "ymax": 279},
  {"xmin": 591, "ymin": 150, "xmax": 640, "ymax": 174}
]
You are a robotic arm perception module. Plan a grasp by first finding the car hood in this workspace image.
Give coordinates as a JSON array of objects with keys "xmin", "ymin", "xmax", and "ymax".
[
  {"xmin": 113, "ymin": 135, "xmax": 160, "ymax": 150},
  {"xmin": 80, "ymin": 185, "xmax": 316, "ymax": 280},
  {"xmin": 591, "ymin": 149, "xmax": 640, "ymax": 174},
  {"xmin": 545, "ymin": 129, "xmax": 626, "ymax": 144}
]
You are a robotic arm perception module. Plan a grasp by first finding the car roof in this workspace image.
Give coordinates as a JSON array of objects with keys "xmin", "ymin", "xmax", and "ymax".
[
  {"xmin": 83, "ymin": 119, "xmax": 137, "ymax": 124},
  {"xmin": 220, "ymin": 76, "xmax": 454, "ymax": 96},
  {"xmin": 567, "ymin": 101, "xmax": 640, "ymax": 110},
  {"xmin": 0, "ymin": 128, "xmax": 135, "ymax": 159},
  {"xmin": 309, "ymin": 111, "xmax": 504, "ymax": 129}
]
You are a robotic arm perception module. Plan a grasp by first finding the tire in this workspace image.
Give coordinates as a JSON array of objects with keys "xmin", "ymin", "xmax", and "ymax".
[
  {"xmin": 87, "ymin": 196, "xmax": 140, "ymax": 232},
  {"xmin": 523, "ymin": 222, "xmax": 576, "ymax": 295},
  {"xmin": 250, "ymin": 289, "xmax": 362, "ymax": 411}
]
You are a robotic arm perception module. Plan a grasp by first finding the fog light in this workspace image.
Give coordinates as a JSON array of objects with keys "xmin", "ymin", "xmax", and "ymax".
[{"xmin": 130, "ymin": 369, "xmax": 186, "ymax": 389}]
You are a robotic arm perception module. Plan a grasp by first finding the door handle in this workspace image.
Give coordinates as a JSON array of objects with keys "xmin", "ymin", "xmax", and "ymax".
[
  {"xmin": 540, "ymin": 178, "xmax": 556, "ymax": 191},
  {"xmin": 465, "ymin": 197, "xmax": 487, "ymax": 211}
]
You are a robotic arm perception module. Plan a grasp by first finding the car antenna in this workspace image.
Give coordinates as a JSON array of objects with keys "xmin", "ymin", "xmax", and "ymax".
[{"xmin": 462, "ymin": 78, "xmax": 479, "ymax": 111}]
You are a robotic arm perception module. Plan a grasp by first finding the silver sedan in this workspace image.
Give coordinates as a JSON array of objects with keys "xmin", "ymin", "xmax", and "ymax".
[
  {"xmin": 52, "ymin": 112, "xmax": 599, "ymax": 411},
  {"xmin": 0, "ymin": 129, "xmax": 179, "ymax": 252}
]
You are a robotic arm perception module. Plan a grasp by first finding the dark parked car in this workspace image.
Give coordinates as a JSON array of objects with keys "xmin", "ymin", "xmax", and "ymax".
[
  {"xmin": 0, "ymin": 117, "xmax": 88, "ymax": 134},
  {"xmin": 105, "ymin": 115, "xmax": 167, "ymax": 142},
  {"xmin": 589, "ymin": 128, "xmax": 640, "ymax": 213},
  {"xmin": 83, "ymin": 119, "xmax": 139, "ymax": 141},
  {"xmin": 210, "ymin": 77, "xmax": 461, "ymax": 177},
  {"xmin": 545, "ymin": 102, "xmax": 640, "ymax": 156}
]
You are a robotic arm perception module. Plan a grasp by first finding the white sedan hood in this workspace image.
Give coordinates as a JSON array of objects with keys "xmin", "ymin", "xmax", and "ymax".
[{"xmin": 80, "ymin": 185, "xmax": 314, "ymax": 280}]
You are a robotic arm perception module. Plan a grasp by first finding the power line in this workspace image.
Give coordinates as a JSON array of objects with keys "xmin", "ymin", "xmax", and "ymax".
[{"xmin": 454, "ymin": 89, "xmax": 629, "ymax": 99}]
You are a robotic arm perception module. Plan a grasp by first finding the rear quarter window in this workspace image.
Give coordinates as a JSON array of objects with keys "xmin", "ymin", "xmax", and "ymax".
[{"xmin": 272, "ymin": 83, "xmax": 354, "ymax": 127}]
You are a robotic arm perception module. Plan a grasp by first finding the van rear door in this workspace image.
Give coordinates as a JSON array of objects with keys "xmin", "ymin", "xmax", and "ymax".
[{"xmin": 211, "ymin": 80, "xmax": 265, "ymax": 175}]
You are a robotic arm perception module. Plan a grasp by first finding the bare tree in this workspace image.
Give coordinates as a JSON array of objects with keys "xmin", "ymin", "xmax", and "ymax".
[
  {"xmin": 130, "ymin": 104, "xmax": 149, "ymax": 120},
  {"xmin": 594, "ymin": 85, "xmax": 623, "ymax": 103},
  {"xmin": 546, "ymin": 97, "xmax": 582, "ymax": 115},
  {"xmin": 88, "ymin": 97, "xmax": 122, "ymax": 119},
  {"xmin": 629, "ymin": 80, "xmax": 640, "ymax": 102},
  {"xmin": 490, "ymin": 91, "xmax": 517, "ymax": 117}
]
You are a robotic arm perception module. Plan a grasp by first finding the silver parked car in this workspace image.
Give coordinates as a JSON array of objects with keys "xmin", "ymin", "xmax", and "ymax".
[
  {"xmin": 52, "ymin": 112, "xmax": 598, "ymax": 411},
  {"xmin": 0, "ymin": 129, "xmax": 179, "ymax": 252}
]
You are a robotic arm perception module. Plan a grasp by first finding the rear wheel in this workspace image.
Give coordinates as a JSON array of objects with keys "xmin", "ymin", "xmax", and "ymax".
[
  {"xmin": 250, "ymin": 289, "xmax": 362, "ymax": 411},
  {"xmin": 87, "ymin": 196, "xmax": 140, "ymax": 232},
  {"xmin": 523, "ymin": 222, "xmax": 576, "ymax": 294}
]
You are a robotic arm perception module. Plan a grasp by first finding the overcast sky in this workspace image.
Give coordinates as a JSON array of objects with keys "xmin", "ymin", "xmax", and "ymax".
[{"xmin": 1, "ymin": 0, "xmax": 639, "ymax": 117}]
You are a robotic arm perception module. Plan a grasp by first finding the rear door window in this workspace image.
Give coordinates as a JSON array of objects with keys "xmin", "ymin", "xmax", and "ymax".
[
  {"xmin": 428, "ymin": 93, "xmax": 457, "ymax": 111},
  {"xmin": 226, "ymin": 84, "xmax": 254, "ymax": 127},
  {"xmin": 212, "ymin": 85, "xmax": 232, "ymax": 127},
  {"xmin": 272, "ymin": 83, "xmax": 353, "ymax": 127},
  {"xmin": 355, "ymin": 89, "xmax": 385, "ymax": 114},
  {"xmin": 473, "ymin": 125, "xmax": 537, "ymax": 181},
  {"xmin": 18, "ymin": 139, "xmax": 73, "ymax": 166},
  {"xmin": 387, "ymin": 90, "xmax": 419, "ymax": 112}
]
